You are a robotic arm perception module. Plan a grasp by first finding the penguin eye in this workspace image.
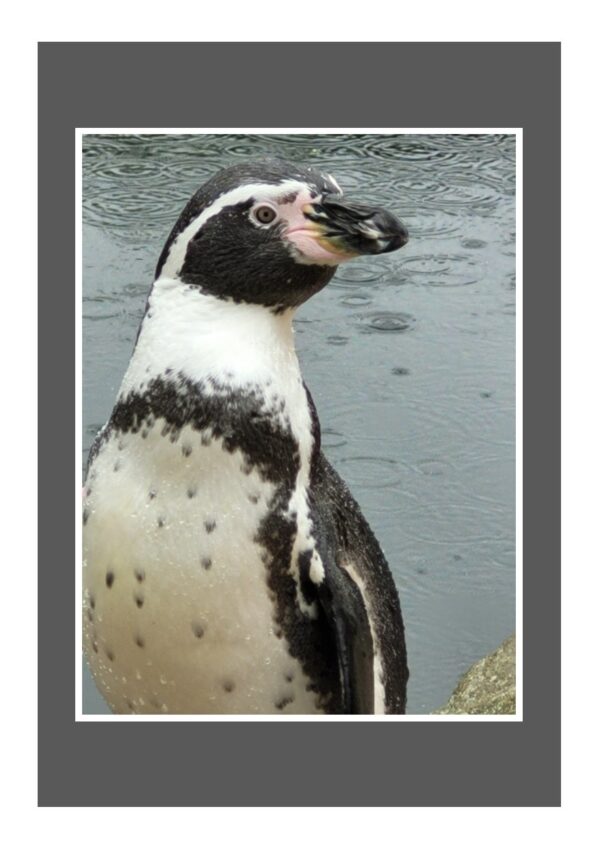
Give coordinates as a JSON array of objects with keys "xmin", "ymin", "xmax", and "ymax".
[{"xmin": 252, "ymin": 204, "xmax": 278, "ymax": 226}]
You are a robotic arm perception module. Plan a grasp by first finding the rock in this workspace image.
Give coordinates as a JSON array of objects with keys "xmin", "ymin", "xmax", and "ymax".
[{"xmin": 434, "ymin": 634, "xmax": 516, "ymax": 715}]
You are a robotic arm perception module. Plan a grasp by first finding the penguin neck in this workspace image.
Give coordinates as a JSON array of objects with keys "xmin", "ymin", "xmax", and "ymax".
[{"xmin": 119, "ymin": 277, "xmax": 301, "ymax": 398}]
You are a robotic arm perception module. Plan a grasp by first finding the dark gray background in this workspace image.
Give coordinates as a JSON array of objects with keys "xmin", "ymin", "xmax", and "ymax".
[{"xmin": 39, "ymin": 42, "xmax": 560, "ymax": 806}]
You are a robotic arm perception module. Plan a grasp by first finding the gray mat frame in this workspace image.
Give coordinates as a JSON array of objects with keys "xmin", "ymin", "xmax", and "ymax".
[{"xmin": 38, "ymin": 42, "xmax": 560, "ymax": 807}]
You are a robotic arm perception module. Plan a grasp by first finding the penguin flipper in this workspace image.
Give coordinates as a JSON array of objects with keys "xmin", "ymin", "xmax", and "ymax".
[
  {"xmin": 311, "ymin": 545, "xmax": 375, "ymax": 714},
  {"xmin": 310, "ymin": 451, "xmax": 408, "ymax": 715}
]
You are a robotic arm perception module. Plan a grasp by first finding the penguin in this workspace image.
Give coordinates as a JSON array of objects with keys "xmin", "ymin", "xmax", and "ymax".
[{"xmin": 83, "ymin": 158, "xmax": 410, "ymax": 715}]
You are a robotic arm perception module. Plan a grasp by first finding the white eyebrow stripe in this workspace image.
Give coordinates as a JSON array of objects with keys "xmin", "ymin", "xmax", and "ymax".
[{"xmin": 159, "ymin": 179, "xmax": 308, "ymax": 279}]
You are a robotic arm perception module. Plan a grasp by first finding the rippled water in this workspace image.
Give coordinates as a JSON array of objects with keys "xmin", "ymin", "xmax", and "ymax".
[{"xmin": 82, "ymin": 133, "xmax": 516, "ymax": 715}]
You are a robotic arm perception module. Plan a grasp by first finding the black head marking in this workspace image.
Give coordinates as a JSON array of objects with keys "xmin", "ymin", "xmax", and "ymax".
[
  {"xmin": 154, "ymin": 158, "xmax": 340, "ymax": 309},
  {"xmin": 150, "ymin": 156, "xmax": 407, "ymax": 312},
  {"xmin": 156, "ymin": 158, "xmax": 335, "ymax": 277},
  {"xmin": 177, "ymin": 202, "xmax": 335, "ymax": 309}
]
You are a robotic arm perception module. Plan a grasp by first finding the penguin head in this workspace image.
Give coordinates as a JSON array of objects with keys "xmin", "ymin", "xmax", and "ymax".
[{"xmin": 155, "ymin": 158, "xmax": 408, "ymax": 310}]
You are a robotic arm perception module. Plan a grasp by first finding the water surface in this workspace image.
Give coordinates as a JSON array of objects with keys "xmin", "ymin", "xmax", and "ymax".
[{"xmin": 82, "ymin": 133, "xmax": 516, "ymax": 714}]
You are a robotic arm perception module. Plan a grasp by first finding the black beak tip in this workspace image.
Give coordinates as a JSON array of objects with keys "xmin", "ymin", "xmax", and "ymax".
[
  {"xmin": 381, "ymin": 220, "xmax": 409, "ymax": 253},
  {"xmin": 370, "ymin": 209, "xmax": 409, "ymax": 253},
  {"xmin": 318, "ymin": 198, "xmax": 409, "ymax": 255},
  {"xmin": 393, "ymin": 226, "xmax": 409, "ymax": 250}
]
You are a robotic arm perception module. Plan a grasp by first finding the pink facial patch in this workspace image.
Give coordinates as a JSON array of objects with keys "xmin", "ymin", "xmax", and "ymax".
[
  {"xmin": 285, "ymin": 229, "xmax": 345, "ymax": 265},
  {"xmin": 276, "ymin": 187, "xmax": 352, "ymax": 266}
]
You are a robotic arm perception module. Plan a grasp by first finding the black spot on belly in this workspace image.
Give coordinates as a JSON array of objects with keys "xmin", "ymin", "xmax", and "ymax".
[
  {"xmin": 149, "ymin": 489, "xmax": 157, "ymax": 500},
  {"xmin": 182, "ymin": 443, "xmax": 193, "ymax": 457},
  {"xmin": 222, "ymin": 680, "xmax": 235, "ymax": 693},
  {"xmin": 135, "ymin": 634, "xmax": 145, "ymax": 648},
  {"xmin": 89, "ymin": 594, "xmax": 96, "ymax": 610},
  {"xmin": 284, "ymin": 671, "xmax": 294, "ymax": 683},
  {"xmin": 201, "ymin": 557, "xmax": 212, "ymax": 571},
  {"xmin": 106, "ymin": 571, "xmax": 115, "ymax": 588},
  {"xmin": 157, "ymin": 516, "xmax": 165, "ymax": 528},
  {"xmin": 204, "ymin": 520, "xmax": 216, "ymax": 534},
  {"xmin": 248, "ymin": 493, "xmax": 260, "ymax": 504},
  {"xmin": 86, "ymin": 608, "xmax": 94, "ymax": 623},
  {"xmin": 113, "ymin": 460, "xmax": 121, "ymax": 472},
  {"xmin": 105, "ymin": 647, "xmax": 115, "ymax": 662},
  {"xmin": 187, "ymin": 486, "xmax": 197, "ymax": 499},
  {"xmin": 134, "ymin": 568, "xmax": 145, "ymax": 583},
  {"xmin": 192, "ymin": 622, "xmax": 205, "ymax": 639},
  {"xmin": 83, "ymin": 508, "xmax": 89, "ymax": 526},
  {"xmin": 275, "ymin": 694, "xmax": 295, "ymax": 710},
  {"xmin": 92, "ymin": 640, "xmax": 98, "ymax": 653},
  {"xmin": 134, "ymin": 591, "xmax": 144, "ymax": 608}
]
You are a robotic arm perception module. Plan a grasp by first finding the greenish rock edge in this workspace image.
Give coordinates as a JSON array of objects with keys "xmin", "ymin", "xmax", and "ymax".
[{"xmin": 434, "ymin": 635, "xmax": 516, "ymax": 715}]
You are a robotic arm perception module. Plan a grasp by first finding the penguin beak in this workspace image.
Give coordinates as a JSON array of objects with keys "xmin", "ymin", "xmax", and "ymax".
[{"xmin": 302, "ymin": 196, "xmax": 409, "ymax": 258}]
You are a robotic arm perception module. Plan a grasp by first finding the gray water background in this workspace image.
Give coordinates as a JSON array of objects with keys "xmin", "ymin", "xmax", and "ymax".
[{"xmin": 82, "ymin": 133, "xmax": 516, "ymax": 715}]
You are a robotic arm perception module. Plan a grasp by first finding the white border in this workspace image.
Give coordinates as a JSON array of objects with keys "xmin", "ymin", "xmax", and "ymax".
[{"xmin": 75, "ymin": 128, "xmax": 522, "ymax": 722}]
